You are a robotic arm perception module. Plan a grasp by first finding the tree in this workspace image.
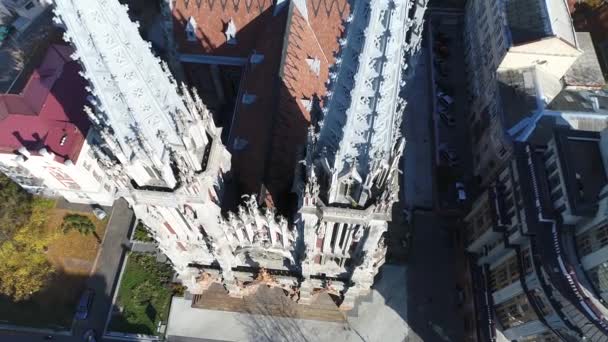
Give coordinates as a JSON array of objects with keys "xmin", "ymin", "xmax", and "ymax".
[
  {"xmin": 0, "ymin": 242, "xmax": 54, "ymax": 301},
  {"xmin": 61, "ymin": 214, "xmax": 96, "ymax": 236},
  {"xmin": 0, "ymin": 174, "xmax": 32, "ymax": 243},
  {"xmin": 0, "ymin": 197, "xmax": 56, "ymax": 301}
]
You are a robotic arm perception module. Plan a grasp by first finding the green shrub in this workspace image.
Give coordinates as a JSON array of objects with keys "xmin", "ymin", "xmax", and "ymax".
[
  {"xmin": 61, "ymin": 214, "xmax": 95, "ymax": 235},
  {"xmin": 133, "ymin": 222, "xmax": 154, "ymax": 242}
]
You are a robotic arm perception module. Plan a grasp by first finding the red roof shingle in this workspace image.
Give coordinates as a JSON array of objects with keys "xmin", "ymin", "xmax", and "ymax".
[
  {"xmin": 0, "ymin": 45, "xmax": 90, "ymax": 163},
  {"xmin": 172, "ymin": 0, "xmax": 350, "ymax": 209}
]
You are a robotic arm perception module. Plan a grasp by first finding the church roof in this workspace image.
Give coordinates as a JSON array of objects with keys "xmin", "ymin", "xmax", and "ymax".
[
  {"xmin": 0, "ymin": 44, "xmax": 90, "ymax": 163},
  {"xmin": 173, "ymin": 0, "xmax": 349, "ymax": 208}
]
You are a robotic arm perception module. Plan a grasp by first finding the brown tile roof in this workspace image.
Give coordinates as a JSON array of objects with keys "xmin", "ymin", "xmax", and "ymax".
[
  {"xmin": 172, "ymin": 0, "xmax": 350, "ymax": 211},
  {"xmin": 264, "ymin": 6, "xmax": 337, "ymax": 208},
  {"xmin": 229, "ymin": 8, "xmax": 289, "ymax": 199},
  {"xmin": 173, "ymin": 0, "xmax": 275, "ymax": 57},
  {"xmin": 305, "ymin": 0, "xmax": 350, "ymax": 63}
]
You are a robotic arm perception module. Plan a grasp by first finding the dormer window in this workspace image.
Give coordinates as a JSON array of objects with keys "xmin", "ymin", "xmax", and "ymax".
[
  {"xmin": 306, "ymin": 56, "xmax": 320, "ymax": 76},
  {"xmin": 225, "ymin": 18, "xmax": 237, "ymax": 45},
  {"xmin": 300, "ymin": 97, "xmax": 312, "ymax": 111},
  {"xmin": 186, "ymin": 17, "xmax": 197, "ymax": 42}
]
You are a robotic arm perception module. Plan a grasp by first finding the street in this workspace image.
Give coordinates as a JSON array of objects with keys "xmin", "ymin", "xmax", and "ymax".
[
  {"xmin": 427, "ymin": 10, "xmax": 474, "ymax": 214},
  {"xmin": 0, "ymin": 199, "xmax": 134, "ymax": 342},
  {"xmin": 402, "ymin": 4, "xmax": 468, "ymax": 342},
  {"xmin": 406, "ymin": 212, "xmax": 463, "ymax": 342}
]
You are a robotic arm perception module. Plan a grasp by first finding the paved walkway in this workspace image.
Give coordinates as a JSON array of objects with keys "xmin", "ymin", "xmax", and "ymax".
[
  {"xmin": 79, "ymin": 199, "xmax": 134, "ymax": 338},
  {"xmin": 167, "ymin": 265, "xmax": 409, "ymax": 342}
]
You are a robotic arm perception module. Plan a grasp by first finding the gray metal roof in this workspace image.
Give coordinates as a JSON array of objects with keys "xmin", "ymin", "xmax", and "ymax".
[
  {"xmin": 548, "ymin": 89, "xmax": 608, "ymax": 114},
  {"xmin": 563, "ymin": 32, "xmax": 606, "ymax": 88},
  {"xmin": 497, "ymin": 67, "xmax": 541, "ymax": 131}
]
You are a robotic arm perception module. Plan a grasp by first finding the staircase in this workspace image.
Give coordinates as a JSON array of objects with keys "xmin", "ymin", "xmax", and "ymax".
[{"xmin": 191, "ymin": 283, "xmax": 346, "ymax": 322}]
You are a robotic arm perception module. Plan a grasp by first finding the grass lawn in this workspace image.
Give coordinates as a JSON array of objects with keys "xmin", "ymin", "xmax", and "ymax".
[
  {"xmin": 0, "ymin": 200, "xmax": 107, "ymax": 329},
  {"xmin": 45, "ymin": 207, "xmax": 107, "ymax": 275},
  {"xmin": 109, "ymin": 253, "xmax": 174, "ymax": 335}
]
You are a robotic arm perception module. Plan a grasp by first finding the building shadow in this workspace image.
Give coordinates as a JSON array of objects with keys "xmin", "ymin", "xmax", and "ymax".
[
  {"xmin": 0, "ymin": 271, "xmax": 110, "ymax": 340},
  {"xmin": 172, "ymin": 3, "xmax": 331, "ymax": 215}
]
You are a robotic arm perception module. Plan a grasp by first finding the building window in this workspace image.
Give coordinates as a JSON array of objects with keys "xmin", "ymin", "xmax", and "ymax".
[
  {"xmin": 519, "ymin": 331, "xmax": 559, "ymax": 342},
  {"xmin": 488, "ymin": 252, "xmax": 527, "ymax": 292},
  {"xmin": 92, "ymin": 171, "xmax": 102, "ymax": 182},
  {"xmin": 576, "ymin": 224, "xmax": 608, "ymax": 257},
  {"xmin": 494, "ymin": 293, "xmax": 538, "ymax": 330},
  {"xmin": 588, "ymin": 263, "xmax": 608, "ymax": 302}
]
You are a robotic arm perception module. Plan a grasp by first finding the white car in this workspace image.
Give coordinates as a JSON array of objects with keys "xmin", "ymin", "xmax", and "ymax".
[
  {"xmin": 93, "ymin": 208, "xmax": 107, "ymax": 220},
  {"xmin": 83, "ymin": 329, "xmax": 97, "ymax": 342},
  {"xmin": 456, "ymin": 182, "xmax": 467, "ymax": 202}
]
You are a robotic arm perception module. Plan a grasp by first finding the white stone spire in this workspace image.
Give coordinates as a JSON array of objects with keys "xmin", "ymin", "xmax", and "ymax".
[
  {"xmin": 315, "ymin": 0, "xmax": 427, "ymax": 205},
  {"xmin": 52, "ymin": 0, "xmax": 212, "ymax": 189}
]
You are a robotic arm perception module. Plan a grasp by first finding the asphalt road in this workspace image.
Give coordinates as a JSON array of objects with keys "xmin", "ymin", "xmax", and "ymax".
[
  {"xmin": 406, "ymin": 212, "xmax": 464, "ymax": 342},
  {"xmin": 0, "ymin": 199, "xmax": 134, "ymax": 342}
]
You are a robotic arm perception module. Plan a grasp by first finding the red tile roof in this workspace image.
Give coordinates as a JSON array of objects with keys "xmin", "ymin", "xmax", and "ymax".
[
  {"xmin": 264, "ymin": 6, "xmax": 337, "ymax": 206},
  {"xmin": 0, "ymin": 44, "xmax": 90, "ymax": 163},
  {"xmin": 173, "ymin": 0, "xmax": 275, "ymax": 57},
  {"xmin": 229, "ymin": 7, "xmax": 289, "ymax": 198},
  {"xmin": 172, "ymin": 0, "xmax": 350, "ymax": 209}
]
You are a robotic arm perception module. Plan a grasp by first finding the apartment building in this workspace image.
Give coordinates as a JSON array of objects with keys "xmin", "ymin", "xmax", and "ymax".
[
  {"xmin": 463, "ymin": 0, "xmax": 581, "ymax": 185},
  {"xmin": 0, "ymin": 44, "xmax": 115, "ymax": 205},
  {"xmin": 462, "ymin": 117, "xmax": 608, "ymax": 341}
]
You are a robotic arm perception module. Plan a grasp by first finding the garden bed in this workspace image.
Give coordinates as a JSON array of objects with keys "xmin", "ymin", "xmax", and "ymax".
[{"xmin": 108, "ymin": 253, "xmax": 174, "ymax": 335}]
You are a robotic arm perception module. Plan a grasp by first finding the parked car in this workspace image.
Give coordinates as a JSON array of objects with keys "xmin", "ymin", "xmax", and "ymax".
[
  {"xmin": 83, "ymin": 329, "xmax": 97, "ymax": 342},
  {"xmin": 438, "ymin": 108, "xmax": 456, "ymax": 127},
  {"xmin": 437, "ymin": 92, "xmax": 454, "ymax": 107},
  {"xmin": 93, "ymin": 208, "xmax": 107, "ymax": 220},
  {"xmin": 456, "ymin": 182, "xmax": 467, "ymax": 202},
  {"xmin": 75, "ymin": 289, "xmax": 95, "ymax": 320},
  {"xmin": 439, "ymin": 145, "xmax": 459, "ymax": 167}
]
